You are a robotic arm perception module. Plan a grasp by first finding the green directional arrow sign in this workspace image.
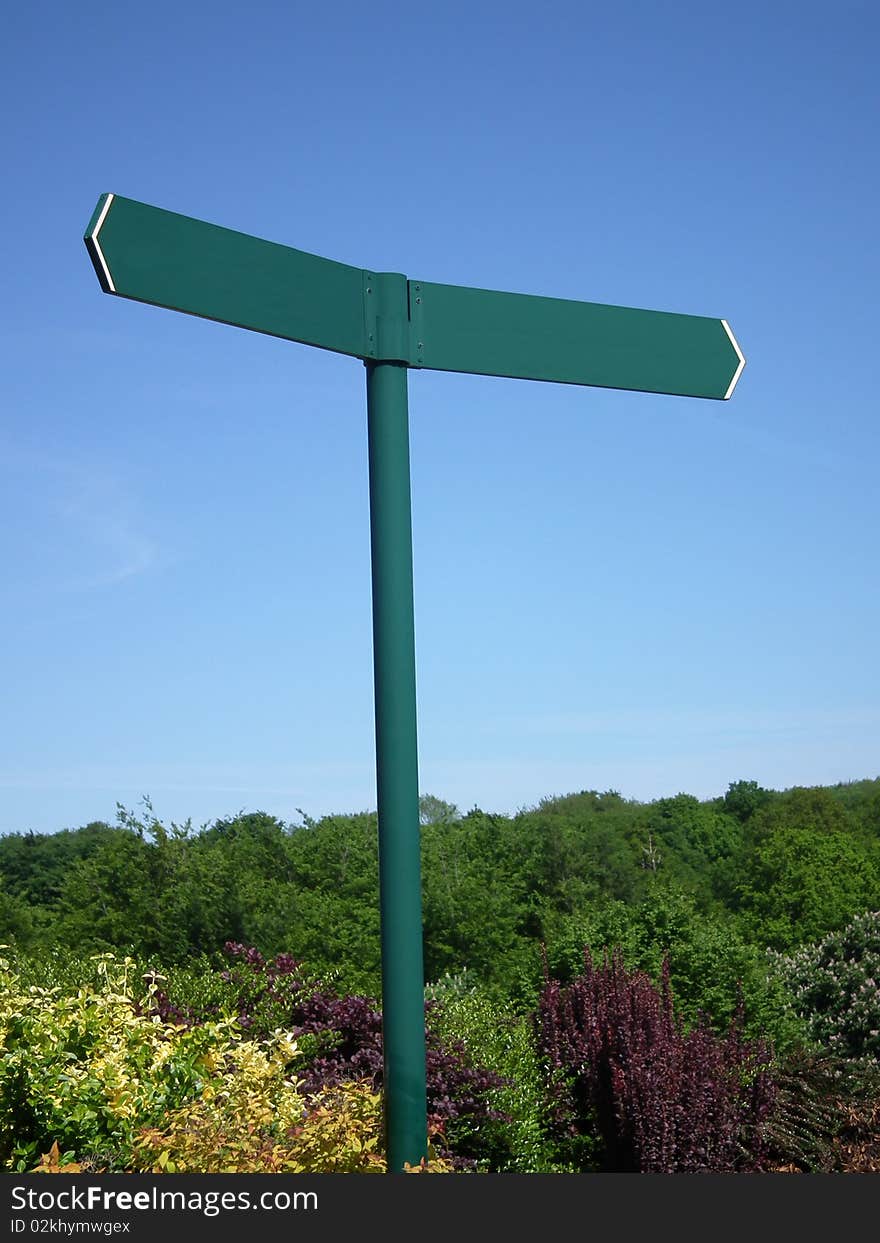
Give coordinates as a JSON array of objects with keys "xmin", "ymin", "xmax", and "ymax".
[
  {"xmin": 408, "ymin": 279, "xmax": 745, "ymax": 400},
  {"xmin": 85, "ymin": 193, "xmax": 367, "ymax": 358},
  {"xmin": 84, "ymin": 191, "xmax": 746, "ymax": 1175},
  {"xmin": 86, "ymin": 194, "xmax": 745, "ymax": 398}
]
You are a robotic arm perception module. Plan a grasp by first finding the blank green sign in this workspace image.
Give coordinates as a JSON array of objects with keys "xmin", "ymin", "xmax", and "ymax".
[
  {"xmin": 85, "ymin": 193, "xmax": 366, "ymax": 359},
  {"xmin": 411, "ymin": 279, "xmax": 744, "ymax": 399},
  {"xmin": 85, "ymin": 194, "xmax": 745, "ymax": 399}
]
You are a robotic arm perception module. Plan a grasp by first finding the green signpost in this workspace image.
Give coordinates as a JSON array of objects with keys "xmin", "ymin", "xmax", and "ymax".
[{"xmin": 84, "ymin": 192, "xmax": 745, "ymax": 1171}]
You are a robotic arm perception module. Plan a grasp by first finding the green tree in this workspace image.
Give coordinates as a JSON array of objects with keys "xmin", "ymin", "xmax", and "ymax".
[
  {"xmin": 274, "ymin": 812, "xmax": 382, "ymax": 993},
  {"xmin": 0, "ymin": 822, "xmax": 126, "ymax": 912},
  {"xmin": 642, "ymin": 793, "xmax": 742, "ymax": 903},
  {"xmin": 0, "ymin": 875, "xmax": 36, "ymax": 948},
  {"xmin": 748, "ymin": 785, "xmax": 852, "ymax": 840},
  {"xmin": 722, "ymin": 779, "xmax": 775, "ymax": 824},
  {"xmin": 734, "ymin": 825, "xmax": 879, "ymax": 950},
  {"xmin": 419, "ymin": 794, "xmax": 461, "ymax": 827},
  {"xmin": 53, "ymin": 828, "xmax": 156, "ymax": 953},
  {"xmin": 421, "ymin": 809, "xmax": 538, "ymax": 998}
]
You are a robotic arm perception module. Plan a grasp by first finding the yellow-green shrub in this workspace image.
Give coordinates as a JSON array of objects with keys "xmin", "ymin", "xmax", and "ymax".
[
  {"xmin": 132, "ymin": 1076, "xmax": 455, "ymax": 1173},
  {"xmin": 133, "ymin": 1079, "xmax": 384, "ymax": 1173},
  {"xmin": 0, "ymin": 951, "xmax": 300, "ymax": 1171}
]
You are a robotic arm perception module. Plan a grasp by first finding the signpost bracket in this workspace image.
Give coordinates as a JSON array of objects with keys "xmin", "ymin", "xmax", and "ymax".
[
  {"xmin": 408, "ymin": 280, "xmax": 425, "ymax": 367},
  {"xmin": 363, "ymin": 270, "xmax": 414, "ymax": 364}
]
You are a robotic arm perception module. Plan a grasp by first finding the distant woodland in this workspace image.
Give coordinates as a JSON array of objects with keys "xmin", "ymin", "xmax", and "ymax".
[{"xmin": 3, "ymin": 779, "xmax": 879, "ymax": 1002}]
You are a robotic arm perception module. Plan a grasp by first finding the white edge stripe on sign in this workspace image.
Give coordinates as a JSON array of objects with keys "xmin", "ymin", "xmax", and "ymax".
[
  {"xmin": 720, "ymin": 319, "xmax": 745, "ymax": 399},
  {"xmin": 89, "ymin": 194, "xmax": 116, "ymax": 293}
]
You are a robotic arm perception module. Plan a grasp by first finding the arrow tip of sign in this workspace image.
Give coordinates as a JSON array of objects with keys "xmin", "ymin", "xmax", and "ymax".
[
  {"xmin": 721, "ymin": 319, "xmax": 746, "ymax": 399},
  {"xmin": 84, "ymin": 193, "xmax": 117, "ymax": 294}
]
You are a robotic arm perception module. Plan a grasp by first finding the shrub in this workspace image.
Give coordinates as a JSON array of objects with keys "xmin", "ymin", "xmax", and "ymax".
[
  {"xmin": 0, "ymin": 950, "xmax": 279, "ymax": 1171},
  {"xmin": 429, "ymin": 989, "xmax": 562, "ymax": 1171},
  {"xmin": 132, "ymin": 1079, "xmax": 386, "ymax": 1174},
  {"xmin": 536, "ymin": 950, "xmax": 777, "ymax": 1172},
  {"xmin": 0, "ymin": 947, "xmax": 455, "ymax": 1175},
  {"xmin": 762, "ymin": 1050, "xmax": 880, "ymax": 1172},
  {"xmin": 149, "ymin": 942, "xmax": 507, "ymax": 1169},
  {"xmin": 769, "ymin": 911, "xmax": 880, "ymax": 1062},
  {"xmin": 5, "ymin": 945, "xmax": 112, "ymax": 993}
]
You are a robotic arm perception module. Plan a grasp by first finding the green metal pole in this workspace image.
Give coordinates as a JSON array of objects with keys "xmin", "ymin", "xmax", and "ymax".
[{"xmin": 365, "ymin": 359, "xmax": 428, "ymax": 1172}]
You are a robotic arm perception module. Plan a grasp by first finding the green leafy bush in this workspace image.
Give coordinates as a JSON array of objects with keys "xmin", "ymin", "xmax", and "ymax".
[
  {"xmin": 429, "ymin": 989, "xmax": 562, "ymax": 1171},
  {"xmin": 769, "ymin": 911, "xmax": 880, "ymax": 1062},
  {"xmin": 151, "ymin": 943, "xmax": 507, "ymax": 1170},
  {"xmin": 133, "ymin": 1075, "xmax": 453, "ymax": 1174}
]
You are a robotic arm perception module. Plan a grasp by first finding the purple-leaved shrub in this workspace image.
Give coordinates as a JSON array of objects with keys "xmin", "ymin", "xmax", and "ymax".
[{"xmin": 536, "ymin": 949, "xmax": 777, "ymax": 1172}]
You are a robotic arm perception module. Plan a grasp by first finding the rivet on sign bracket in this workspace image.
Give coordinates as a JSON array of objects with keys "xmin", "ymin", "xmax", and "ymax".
[{"xmin": 407, "ymin": 281, "xmax": 425, "ymax": 367}]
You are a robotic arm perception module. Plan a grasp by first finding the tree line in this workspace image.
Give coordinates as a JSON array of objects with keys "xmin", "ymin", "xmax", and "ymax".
[{"xmin": 2, "ymin": 777, "xmax": 878, "ymax": 1021}]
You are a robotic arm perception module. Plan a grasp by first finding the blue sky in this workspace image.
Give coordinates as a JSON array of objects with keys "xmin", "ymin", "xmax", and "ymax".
[{"xmin": 2, "ymin": 1, "xmax": 878, "ymax": 835}]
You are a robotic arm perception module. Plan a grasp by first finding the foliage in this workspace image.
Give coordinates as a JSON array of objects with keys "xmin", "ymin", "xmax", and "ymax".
[
  {"xmin": 0, "ymin": 822, "xmax": 124, "ymax": 908},
  {"xmin": 132, "ymin": 1078, "xmax": 387, "ymax": 1174},
  {"xmin": 733, "ymin": 823, "xmax": 879, "ymax": 950},
  {"xmin": 749, "ymin": 785, "xmax": 854, "ymax": 838},
  {"xmin": 519, "ymin": 790, "xmax": 649, "ymax": 912},
  {"xmin": 769, "ymin": 911, "xmax": 880, "ymax": 1061},
  {"xmin": 5, "ymin": 779, "xmax": 880, "ymax": 1007},
  {"xmin": 424, "ymin": 967, "xmax": 480, "ymax": 1003},
  {"xmin": 0, "ymin": 946, "xmax": 453, "ymax": 1174},
  {"xmin": 0, "ymin": 879, "xmax": 37, "ymax": 949},
  {"xmin": 642, "ymin": 793, "xmax": 743, "ymax": 891},
  {"xmin": 545, "ymin": 889, "xmax": 803, "ymax": 1047},
  {"xmin": 419, "ymin": 794, "xmax": 461, "ymax": 827},
  {"xmin": 274, "ymin": 812, "xmax": 382, "ymax": 995},
  {"xmin": 429, "ymin": 988, "xmax": 562, "ymax": 1171},
  {"xmin": 721, "ymin": 779, "xmax": 775, "ymax": 824},
  {"xmin": 5, "ymin": 930, "xmax": 878, "ymax": 1174},
  {"xmin": 826, "ymin": 778, "xmax": 880, "ymax": 841},
  {"xmin": 536, "ymin": 950, "xmax": 777, "ymax": 1172},
  {"xmin": 4, "ymin": 775, "xmax": 880, "ymax": 1171},
  {"xmin": 31, "ymin": 1140, "xmax": 85, "ymax": 1173},
  {"xmin": 3, "ymin": 945, "xmax": 119, "ymax": 994},
  {"xmin": 420, "ymin": 809, "xmax": 542, "ymax": 1000},
  {"xmin": 149, "ymin": 942, "xmax": 508, "ymax": 1169},
  {"xmin": 0, "ymin": 949, "xmax": 292, "ymax": 1172},
  {"xmin": 761, "ymin": 1050, "xmax": 880, "ymax": 1172}
]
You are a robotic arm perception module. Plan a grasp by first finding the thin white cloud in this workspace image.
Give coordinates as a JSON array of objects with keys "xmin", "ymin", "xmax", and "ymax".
[
  {"xmin": 55, "ymin": 494, "xmax": 161, "ymax": 587},
  {"xmin": 0, "ymin": 442, "xmax": 165, "ymax": 591}
]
